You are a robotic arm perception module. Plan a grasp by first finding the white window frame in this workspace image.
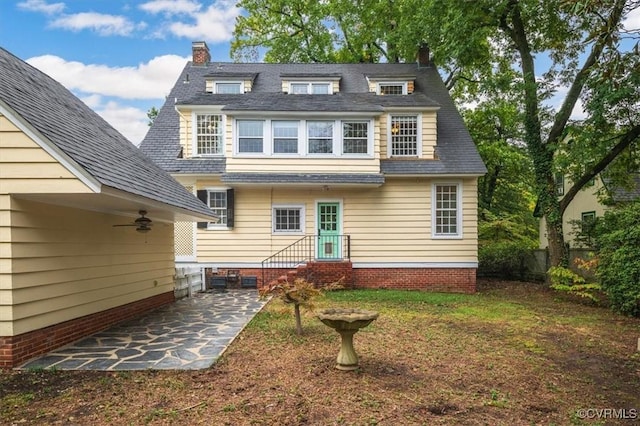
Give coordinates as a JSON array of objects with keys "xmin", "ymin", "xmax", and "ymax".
[
  {"xmin": 213, "ymin": 81, "xmax": 244, "ymax": 94},
  {"xmin": 341, "ymin": 120, "xmax": 371, "ymax": 155},
  {"xmin": 272, "ymin": 120, "xmax": 300, "ymax": 155},
  {"xmin": 206, "ymin": 188, "xmax": 230, "ymax": 230},
  {"xmin": 237, "ymin": 119, "xmax": 265, "ymax": 154},
  {"xmin": 388, "ymin": 113, "xmax": 422, "ymax": 158},
  {"xmin": 432, "ymin": 182, "xmax": 463, "ymax": 239},
  {"xmin": 288, "ymin": 82, "xmax": 333, "ymax": 95},
  {"xmin": 272, "ymin": 204, "xmax": 306, "ymax": 235},
  {"xmin": 377, "ymin": 82, "xmax": 408, "ymax": 95},
  {"xmin": 233, "ymin": 118, "xmax": 373, "ymax": 158},
  {"xmin": 193, "ymin": 113, "xmax": 224, "ymax": 156}
]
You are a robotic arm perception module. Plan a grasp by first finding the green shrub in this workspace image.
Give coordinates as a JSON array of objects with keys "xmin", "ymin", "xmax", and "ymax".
[
  {"xmin": 478, "ymin": 241, "xmax": 534, "ymax": 280},
  {"xmin": 548, "ymin": 265, "xmax": 601, "ymax": 302},
  {"xmin": 594, "ymin": 200, "xmax": 640, "ymax": 317}
]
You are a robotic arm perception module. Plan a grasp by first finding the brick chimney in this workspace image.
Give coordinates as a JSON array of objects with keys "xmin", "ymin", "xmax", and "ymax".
[
  {"xmin": 192, "ymin": 41, "xmax": 210, "ymax": 66},
  {"xmin": 417, "ymin": 43, "xmax": 430, "ymax": 67}
]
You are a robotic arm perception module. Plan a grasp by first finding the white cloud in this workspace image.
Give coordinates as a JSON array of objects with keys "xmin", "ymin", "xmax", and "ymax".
[
  {"xmin": 27, "ymin": 54, "xmax": 187, "ymax": 144},
  {"xmin": 168, "ymin": 1, "xmax": 241, "ymax": 42},
  {"xmin": 623, "ymin": 5, "xmax": 640, "ymax": 32},
  {"xmin": 49, "ymin": 12, "xmax": 144, "ymax": 36},
  {"xmin": 139, "ymin": 0, "xmax": 202, "ymax": 16},
  {"xmin": 98, "ymin": 101, "xmax": 151, "ymax": 146},
  {"xmin": 27, "ymin": 54, "xmax": 187, "ymax": 99},
  {"xmin": 17, "ymin": 0, "xmax": 65, "ymax": 15}
]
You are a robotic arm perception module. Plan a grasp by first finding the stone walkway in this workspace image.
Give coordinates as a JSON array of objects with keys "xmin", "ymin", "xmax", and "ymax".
[{"xmin": 18, "ymin": 290, "xmax": 267, "ymax": 371}]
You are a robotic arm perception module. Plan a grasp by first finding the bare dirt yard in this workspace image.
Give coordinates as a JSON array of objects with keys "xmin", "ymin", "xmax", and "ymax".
[{"xmin": 2, "ymin": 279, "xmax": 640, "ymax": 425}]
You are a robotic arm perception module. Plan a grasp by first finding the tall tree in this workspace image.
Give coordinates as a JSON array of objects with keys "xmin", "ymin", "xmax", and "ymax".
[{"xmin": 231, "ymin": 0, "xmax": 640, "ymax": 268}]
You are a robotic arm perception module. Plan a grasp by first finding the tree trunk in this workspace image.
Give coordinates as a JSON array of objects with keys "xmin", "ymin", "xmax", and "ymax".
[{"xmin": 294, "ymin": 304, "xmax": 303, "ymax": 335}]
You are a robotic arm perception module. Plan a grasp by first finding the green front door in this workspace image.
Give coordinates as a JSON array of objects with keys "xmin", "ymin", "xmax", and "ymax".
[{"xmin": 317, "ymin": 202, "xmax": 341, "ymax": 259}]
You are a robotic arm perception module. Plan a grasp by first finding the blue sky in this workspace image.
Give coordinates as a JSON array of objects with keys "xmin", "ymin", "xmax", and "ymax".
[
  {"xmin": 1, "ymin": 0, "xmax": 240, "ymax": 144},
  {"xmin": 1, "ymin": 1, "xmax": 639, "ymax": 146}
]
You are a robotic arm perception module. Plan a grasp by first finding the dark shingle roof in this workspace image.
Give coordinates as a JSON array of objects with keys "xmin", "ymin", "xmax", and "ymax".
[
  {"xmin": 0, "ymin": 47, "xmax": 214, "ymax": 218},
  {"xmin": 141, "ymin": 61, "xmax": 486, "ymax": 176}
]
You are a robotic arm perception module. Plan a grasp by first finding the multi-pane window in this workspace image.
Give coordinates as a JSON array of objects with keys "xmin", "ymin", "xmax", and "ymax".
[
  {"xmin": 308, "ymin": 121, "xmax": 333, "ymax": 154},
  {"xmin": 215, "ymin": 82, "xmax": 242, "ymax": 94},
  {"xmin": 237, "ymin": 120, "xmax": 264, "ymax": 153},
  {"xmin": 196, "ymin": 114, "xmax": 223, "ymax": 155},
  {"xmin": 273, "ymin": 121, "xmax": 299, "ymax": 154},
  {"xmin": 208, "ymin": 190, "xmax": 228, "ymax": 226},
  {"xmin": 390, "ymin": 115, "xmax": 418, "ymax": 156},
  {"xmin": 290, "ymin": 82, "xmax": 331, "ymax": 94},
  {"xmin": 379, "ymin": 83, "xmax": 405, "ymax": 95},
  {"xmin": 273, "ymin": 206, "xmax": 304, "ymax": 233},
  {"xmin": 342, "ymin": 121, "xmax": 368, "ymax": 154},
  {"xmin": 434, "ymin": 184, "xmax": 460, "ymax": 237}
]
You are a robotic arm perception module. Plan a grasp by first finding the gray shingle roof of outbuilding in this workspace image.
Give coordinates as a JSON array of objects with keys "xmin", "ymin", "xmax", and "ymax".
[
  {"xmin": 0, "ymin": 47, "xmax": 214, "ymax": 218},
  {"xmin": 140, "ymin": 61, "xmax": 486, "ymax": 176}
]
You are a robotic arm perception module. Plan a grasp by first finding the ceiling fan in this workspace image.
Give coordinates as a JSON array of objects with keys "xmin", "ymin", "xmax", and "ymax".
[{"xmin": 113, "ymin": 210, "xmax": 153, "ymax": 233}]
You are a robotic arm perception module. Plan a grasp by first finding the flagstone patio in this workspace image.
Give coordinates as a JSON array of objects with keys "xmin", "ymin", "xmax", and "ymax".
[{"xmin": 18, "ymin": 290, "xmax": 267, "ymax": 371}]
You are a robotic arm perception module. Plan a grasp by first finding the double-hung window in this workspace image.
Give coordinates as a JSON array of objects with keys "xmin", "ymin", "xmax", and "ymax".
[
  {"xmin": 308, "ymin": 121, "xmax": 333, "ymax": 154},
  {"xmin": 290, "ymin": 82, "xmax": 331, "ymax": 94},
  {"xmin": 342, "ymin": 121, "xmax": 368, "ymax": 154},
  {"xmin": 273, "ymin": 121, "xmax": 299, "ymax": 154},
  {"xmin": 272, "ymin": 205, "xmax": 305, "ymax": 234},
  {"xmin": 237, "ymin": 120, "xmax": 264, "ymax": 153},
  {"xmin": 379, "ymin": 83, "xmax": 406, "ymax": 95},
  {"xmin": 390, "ymin": 115, "xmax": 418, "ymax": 157},
  {"xmin": 196, "ymin": 114, "xmax": 223, "ymax": 155},
  {"xmin": 215, "ymin": 82, "xmax": 242, "ymax": 94},
  {"xmin": 197, "ymin": 188, "xmax": 235, "ymax": 229},
  {"xmin": 433, "ymin": 183, "xmax": 461, "ymax": 238}
]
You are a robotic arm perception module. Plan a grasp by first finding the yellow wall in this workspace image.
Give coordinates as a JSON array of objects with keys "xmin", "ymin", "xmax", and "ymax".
[
  {"xmin": 539, "ymin": 177, "xmax": 608, "ymax": 248},
  {"xmin": 193, "ymin": 177, "xmax": 478, "ymax": 264},
  {"xmin": 0, "ymin": 115, "xmax": 92, "ymax": 194},
  {"xmin": 1, "ymin": 198, "xmax": 175, "ymax": 336},
  {"xmin": 1, "ymin": 113, "xmax": 176, "ymax": 337}
]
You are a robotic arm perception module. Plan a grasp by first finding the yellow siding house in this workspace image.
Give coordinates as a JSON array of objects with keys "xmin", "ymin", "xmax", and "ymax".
[
  {"xmin": 0, "ymin": 48, "xmax": 216, "ymax": 368},
  {"xmin": 141, "ymin": 42, "xmax": 487, "ymax": 293}
]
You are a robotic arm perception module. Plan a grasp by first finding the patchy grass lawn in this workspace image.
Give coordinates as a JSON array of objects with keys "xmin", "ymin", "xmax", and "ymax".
[{"xmin": 2, "ymin": 279, "xmax": 639, "ymax": 425}]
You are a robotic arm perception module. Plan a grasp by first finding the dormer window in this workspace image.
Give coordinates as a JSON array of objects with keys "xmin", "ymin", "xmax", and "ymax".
[
  {"xmin": 214, "ymin": 81, "xmax": 243, "ymax": 94},
  {"xmin": 378, "ymin": 82, "xmax": 407, "ymax": 95},
  {"xmin": 289, "ymin": 82, "xmax": 332, "ymax": 94}
]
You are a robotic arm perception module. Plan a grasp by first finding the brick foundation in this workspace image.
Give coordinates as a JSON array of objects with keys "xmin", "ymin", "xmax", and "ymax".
[
  {"xmin": 352, "ymin": 267, "xmax": 476, "ymax": 293},
  {"xmin": 0, "ymin": 292, "xmax": 175, "ymax": 369},
  {"xmin": 217, "ymin": 265, "xmax": 475, "ymax": 293}
]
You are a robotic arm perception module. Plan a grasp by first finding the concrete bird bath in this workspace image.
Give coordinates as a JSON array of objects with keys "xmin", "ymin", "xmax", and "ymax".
[{"xmin": 316, "ymin": 308, "xmax": 379, "ymax": 371}]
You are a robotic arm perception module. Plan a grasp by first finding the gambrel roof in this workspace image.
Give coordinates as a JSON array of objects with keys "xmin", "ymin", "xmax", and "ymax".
[
  {"xmin": 141, "ymin": 61, "xmax": 486, "ymax": 177},
  {"xmin": 0, "ymin": 47, "xmax": 215, "ymax": 220}
]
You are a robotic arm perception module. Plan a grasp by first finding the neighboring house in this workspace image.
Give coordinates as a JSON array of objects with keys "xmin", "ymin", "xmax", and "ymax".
[
  {"xmin": 539, "ymin": 173, "xmax": 640, "ymax": 249},
  {"xmin": 140, "ymin": 42, "xmax": 486, "ymax": 293},
  {"xmin": 0, "ymin": 47, "xmax": 217, "ymax": 368}
]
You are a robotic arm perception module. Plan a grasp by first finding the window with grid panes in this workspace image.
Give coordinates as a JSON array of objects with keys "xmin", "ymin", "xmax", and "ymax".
[
  {"xmin": 208, "ymin": 190, "xmax": 228, "ymax": 225},
  {"xmin": 196, "ymin": 114, "xmax": 223, "ymax": 155},
  {"xmin": 342, "ymin": 121, "xmax": 368, "ymax": 154},
  {"xmin": 273, "ymin": 121, "xmax": 299, "ymax": 153},
  {"xmin": 237, "ymin": 120, "xmax": 264, "ymax": 153},
  {"xmin": 434, "ymin": 184, "xmax": 460, "ymax": 236},
  {"xmin": 390, "ymin": 115, "xmax": 418, "ymax": 156},
  {"xmin": 273, "ymin": 207, "xmax": 303, "ymax": 233},
  {"xmin": 379, "ymin": 83, "xmax": 405, "ymax": 95},
  {"xmin": 308, "ymin": 121, "xmax": 333, "ymax": 154}
]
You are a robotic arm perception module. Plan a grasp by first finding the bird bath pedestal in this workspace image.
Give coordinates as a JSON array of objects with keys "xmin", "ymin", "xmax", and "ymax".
[{"xmin": 317, "ymin": 308, "xmax": 379, "ymax": 371}]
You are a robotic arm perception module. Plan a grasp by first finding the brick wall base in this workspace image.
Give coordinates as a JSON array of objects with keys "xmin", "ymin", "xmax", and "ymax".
[
  {"xmin": 352, "ymin": 267, "xmax": 476, "ymax": 293},
  {"xmin": 217, "ymin": 265, "xmax": 475, "ymax": 293},
  {"xmin": 0, "ymin": 292, "xmax": 175, "ymax": 369}
]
